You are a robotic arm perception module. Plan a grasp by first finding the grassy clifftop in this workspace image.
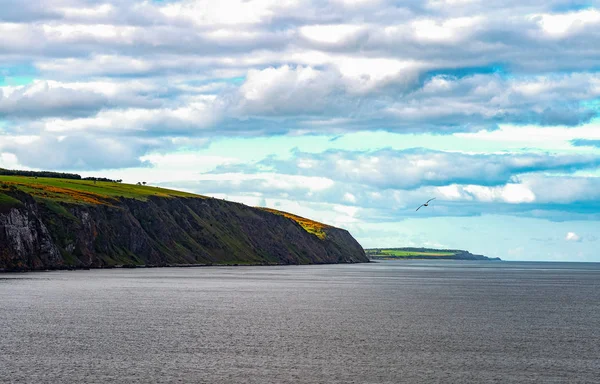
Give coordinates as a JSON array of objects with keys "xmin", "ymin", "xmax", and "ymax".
[
  {"xmin": 0, "ymin": 176, "xmax": 199, "ymax": 206},
  {"xmin": 0, "ymin": 176, "xmax": 328, "ymax": 239}
]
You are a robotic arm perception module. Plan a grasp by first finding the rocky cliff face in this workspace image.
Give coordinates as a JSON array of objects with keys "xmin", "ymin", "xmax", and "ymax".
[{"xmin": 0, "ymin": 192, "xmax": 368, "ymax": 271}]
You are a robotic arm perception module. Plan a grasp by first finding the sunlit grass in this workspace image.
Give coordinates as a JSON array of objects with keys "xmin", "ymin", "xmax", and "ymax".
[
  {"xmin": 0, "ymin": 175, "xmax": 204, "ymax": 205},
  {"xmin": 258, "ymin": 208, "xmax": 330, "ymax": 239},
  {"xmin": 376, "ymin": 249, "xmax": 456, "ymax": 257}
]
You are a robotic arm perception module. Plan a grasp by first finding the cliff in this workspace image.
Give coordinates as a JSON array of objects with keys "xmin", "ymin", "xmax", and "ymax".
[{"xmin": 0, "ymin": 178, "xmax": 367, "ymax": 271}]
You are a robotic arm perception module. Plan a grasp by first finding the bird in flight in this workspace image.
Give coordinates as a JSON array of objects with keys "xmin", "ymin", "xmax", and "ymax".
[{"xmin": 416, "ymin": 198, "xmax": 436, "ymax": 211}]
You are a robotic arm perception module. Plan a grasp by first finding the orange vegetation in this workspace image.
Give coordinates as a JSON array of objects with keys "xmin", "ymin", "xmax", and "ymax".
[
  {"xmin": 3, "ymin": 182, "xmax": 115, "ymax": 206},
  {"xmin": 259, "ymin": 208, "xmax": 330, "ymax": 239}
]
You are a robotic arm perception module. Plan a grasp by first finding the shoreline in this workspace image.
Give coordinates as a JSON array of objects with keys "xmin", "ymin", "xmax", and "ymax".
[
  {"xmin": 0, "ymin": 259, "xmax": 371, "ymax": 273},
  {"xmin": 370, "ymin": 256, "xmax": 502, "ymax": 261}
]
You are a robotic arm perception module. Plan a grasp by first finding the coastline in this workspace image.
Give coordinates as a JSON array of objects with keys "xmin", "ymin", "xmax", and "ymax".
[{"xmin": 0, "ymin": 259, "xmax": 370, "ymax": 273}]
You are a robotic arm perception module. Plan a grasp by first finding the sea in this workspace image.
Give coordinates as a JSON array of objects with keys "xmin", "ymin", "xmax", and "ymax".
[{"xmin": 1, "ymin": 260, "xmax": 599, "ymax": 383}]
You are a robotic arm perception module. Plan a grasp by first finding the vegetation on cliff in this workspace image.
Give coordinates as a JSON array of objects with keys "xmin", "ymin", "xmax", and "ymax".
[
  {"xmin": 0, "ymin": 174, "xmax": 368, "ymax": 271},
  {"xmin": 258, "ymin": 208, "xmax": 330, "ymax": 239}
]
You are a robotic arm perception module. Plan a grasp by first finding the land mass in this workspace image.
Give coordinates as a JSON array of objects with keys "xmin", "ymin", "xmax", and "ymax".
[
  {"xmin": 365, "ymin": 247, "xmax": 501, "ymax": 261},
  {"xmin": 0, "ymin": 171, "xmax": 368, "ymax": 271}
]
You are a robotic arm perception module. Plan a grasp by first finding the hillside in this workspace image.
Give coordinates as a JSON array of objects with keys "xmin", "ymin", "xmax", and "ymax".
[
  {"xmin": 365, "ymin": 247, "xmax": 500, "ymax": 261},
  {"xmin": 0, "ymin": 174, "xmax": 368, "ymax": 271}
]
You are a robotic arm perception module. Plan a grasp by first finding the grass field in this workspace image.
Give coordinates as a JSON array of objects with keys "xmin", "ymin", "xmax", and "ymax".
[
  {"xmin": 366, "ymin": 249, "xmax": 457, "ymax": 258},
  {"xmin": 380, "ymin": 250, "xmax": 455, "ymax": 257},
  {"xmin": 0, "ymin": 175, "xmax": 202, "ymax": 205}
]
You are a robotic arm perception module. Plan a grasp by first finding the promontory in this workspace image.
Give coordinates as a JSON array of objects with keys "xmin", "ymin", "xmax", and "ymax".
[{"xmin": 0, "ymin": 171, "xmax": 368, "ymax": 271}]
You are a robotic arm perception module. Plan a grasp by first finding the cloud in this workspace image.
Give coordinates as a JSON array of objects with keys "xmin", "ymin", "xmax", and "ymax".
[
  {"xmin": 0, "ymin": 0, "xmax": 63, "ymax": 22},
  {"xmin": 13, "ymin": 66, "xmax": 599, "ymax": 135},
  {"xmin": 1, "ymin": 135, "xmax": 153, "ymax": 170},
  {"xmin": 0, "ymin": 132, "xmax": 213, "ymax": 171},
  {"xmin": 212, "ymin": 148, "xmax": 600, "ymax": 189},
  {"xmin": 565, "ymin": 232, "xmax": 581, "ymax": 242},
  {"xmin": 533, "ymin": 8, "xmax": 600, "ymax": 38},
  {"xmin": 234, "ymin": 65, "xmax": 341, "ymax": 116},
  {"xmin": 1, "ymin": 1, "xmax": 600, "ymax": 142},
  {"xmin": 520, "ymin": 174, "xmax": 600, "ymax": 204},
  {"xmin": 158, "ymin": 174, "xmax": 600, "ymax": 223},
  {"xmin": 384, "ymin": 72, "xmax": 600, "ymax": 129},
  {"xmin": 0, "ymin": 81, "xmax": 109, "ymax": 119}
]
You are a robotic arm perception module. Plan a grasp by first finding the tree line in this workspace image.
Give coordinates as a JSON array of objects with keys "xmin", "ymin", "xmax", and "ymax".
[{"xmin": 0, "ymin": 168, "xmax": 121, "ymax": 183}]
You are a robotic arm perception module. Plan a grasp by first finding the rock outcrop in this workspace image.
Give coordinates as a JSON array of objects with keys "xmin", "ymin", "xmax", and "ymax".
[{"xmin": 0, "ymin": 192, "xmax": 368, "ymax": 271}]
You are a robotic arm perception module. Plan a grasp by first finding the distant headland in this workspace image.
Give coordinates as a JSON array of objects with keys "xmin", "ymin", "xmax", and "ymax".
[{"xmin": 365, "ymin": 247, "xmax": 501, "ymax": 261}]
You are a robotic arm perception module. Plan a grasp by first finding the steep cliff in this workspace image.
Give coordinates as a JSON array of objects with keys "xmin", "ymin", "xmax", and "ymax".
[{"xmin": 0, "ymin": 181, "xmax": 367, "ymax": 271}]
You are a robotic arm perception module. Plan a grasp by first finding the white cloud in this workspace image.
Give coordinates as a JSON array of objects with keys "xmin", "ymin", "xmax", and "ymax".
[
  {"xmin": 300, "ymin": 24, "xmax": 365, "ymax": 45},
  {"xmin": 521, "ymin": 174, "xmax": 600, "ymax": 204},
  {"xmin": 463, "ymin": 183, "xmax": 536, "ymax": 204},
  {"xmin": 236, "ymin": 65, "xmax": 338, "ymax": 115},
  {"xmin": 240, "ymin": 149, "xmax": 600, "ymax": 190},
  {"xmin": 0, "ymin": 152, "xmax": 20, "ymax": 169},
  {"xmin": 59, "ymin": 4, "xmax": 115, "ymax": 19},
  {"xmin": 343, "ymin": 192, "xmax": 357, "ymax": 203},
  {"xmin": 411, "ymin": 16, "xmax": 483, "ymax": 43},
  {"xmin": 159, "ymin": 0, "xmax": 301, "ymax": 26},
  {"xmin": 534, "ymin": 9, "xmax": 600, "ymax": 37},
  {"xmin": 38, "ymin": 99, "xmax": 222, "ymax": 134},
  {"xmin": 565, "ymin": 232, "xmax": 581, "ymax": 242},
  {"xmin": 336, "ymin": 57, "xmax": 423, "ymax": 93}
]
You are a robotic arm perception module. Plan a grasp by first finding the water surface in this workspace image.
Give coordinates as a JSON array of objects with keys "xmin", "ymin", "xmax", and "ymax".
[{"xmin": 1, "ymin": 260, "xmax": 599, "ymax": 383}]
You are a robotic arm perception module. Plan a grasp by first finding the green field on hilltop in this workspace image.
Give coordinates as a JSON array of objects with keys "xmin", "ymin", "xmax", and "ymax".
[
  {"xmin": 364, "ymin": 247, "xmax": 498, "ymax": 261},
  {"xmin": 377, "ymin": 249, "xmax": 456, "ymax": 257},
  {"xmin": 0, "ymin": 175, "xmax": 202, "ymax": 206}
]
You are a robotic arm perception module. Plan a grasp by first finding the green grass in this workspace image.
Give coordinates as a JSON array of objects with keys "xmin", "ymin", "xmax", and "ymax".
[
  {"xmin": 0, "ymin": 175, "xmax": 203, "ymax": 205},
  {"xmin": 373, "ymin": 249, "xmax": 456, "ymax": 257},
  {"xmin": 0, "ymin": 191, "xmax": 24, "ymax": 209},
  {"xmin": 39, "ymin": 199, "xmax": 78, "ymax": 220}
]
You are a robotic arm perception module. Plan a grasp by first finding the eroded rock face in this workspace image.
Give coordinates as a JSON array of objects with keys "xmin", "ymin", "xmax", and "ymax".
[
  {"xmin": 0, "ymin": 207, "xmax": 62, "ymax": 270},
  {"xmin": 0, "ymin": 194, "xmax": 368, "ymax": 271}
]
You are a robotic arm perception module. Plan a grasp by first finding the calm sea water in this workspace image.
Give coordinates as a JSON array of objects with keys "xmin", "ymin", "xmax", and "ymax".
[{"xmin": 1, "ymin": 260, "xmax": 599, "ymax": 383}]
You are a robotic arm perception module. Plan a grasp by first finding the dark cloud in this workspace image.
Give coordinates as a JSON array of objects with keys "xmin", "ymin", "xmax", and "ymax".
[{"xmin": 0, "ymin": 85, "xmax": 108, "ymax": 119}]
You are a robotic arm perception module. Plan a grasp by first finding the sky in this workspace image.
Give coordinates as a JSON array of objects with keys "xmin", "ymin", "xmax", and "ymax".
[{"xmin": 1, "ymin": 0, "xmax": 599, "ymax": 261}]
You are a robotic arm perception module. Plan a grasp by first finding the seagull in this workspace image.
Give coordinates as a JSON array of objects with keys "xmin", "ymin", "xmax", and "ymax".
[{"xmin": 416, "ymin": 198, "xmax": 436, "ymax": 211}]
